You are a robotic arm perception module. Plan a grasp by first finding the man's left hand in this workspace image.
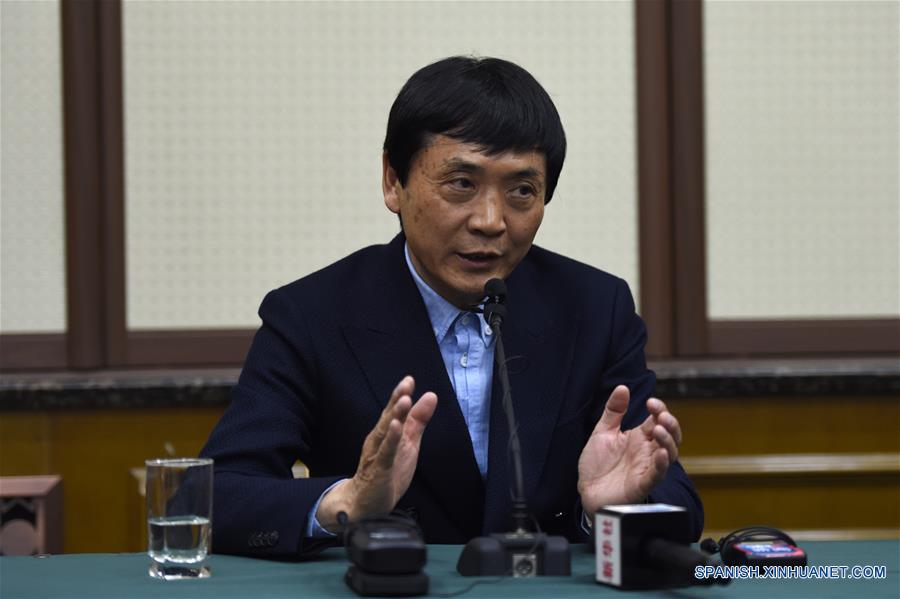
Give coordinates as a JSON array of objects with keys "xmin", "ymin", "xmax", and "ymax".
[{"xmin": 576, "ymin": 385, "xmax": 682, "ymax": 515}]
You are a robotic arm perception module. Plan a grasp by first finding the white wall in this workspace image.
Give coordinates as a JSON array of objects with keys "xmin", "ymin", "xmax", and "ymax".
[
  {"xmin": 0, "ymin": 0, "xmax": 67, "ymax": 334},
  {"xmin": 122, "ymin": 0, "xmax": 639, "ymax": 329},
  {"xmin": 704, "ymin": 0, "xmax": 899, "ymax": 320}
]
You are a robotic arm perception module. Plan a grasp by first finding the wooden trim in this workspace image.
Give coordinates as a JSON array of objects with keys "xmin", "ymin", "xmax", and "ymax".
[
  {"xmin": 669, "ymin": 0, "xmax": 708, "ymax": 356},
  {"xmin": 60, "ymin": 0, "xmax": 126, "ymax": 369},
  {"xmin": 682, "ymin": 453, "xmax": 900, "ymax": 477},
  {"xmin": 0, "ymin": 335, "xmax": 68, "ymax": 371},
  {"xmin": 61, "ymin": 0, "xmax": 105, "ymax": 369},
  {"xmin": 701, "ymin": 529, "xmax": 900, "ymax": 542},
  {"xmin": 635, "ymin": 0, "xmax": 674, "ymax": 358},
  {"xmin": 708, "ymin": 319, "xmax": 900, "ymax": 355},
  {"xmin": 97, "ymin": 0, "xmax": 127, "ymax": 366},
  {"xmin": 125, "ymin": 330, "xmax": 255, "ymax": 367},
  {"xmin": 0, "ymin": 475, "xmax": 63, "ymax": 497}
]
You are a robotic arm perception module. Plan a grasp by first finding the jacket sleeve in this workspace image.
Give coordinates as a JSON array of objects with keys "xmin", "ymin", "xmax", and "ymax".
[
  {"xmin": 200, "ymin": 287, "xmax": 344, "ymax": 558},
  {"xmin": 581, "ymin": 278, "xmax": 704, "ymax": 541}
]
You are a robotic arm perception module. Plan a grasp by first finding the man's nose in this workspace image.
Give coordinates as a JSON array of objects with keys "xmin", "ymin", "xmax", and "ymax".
[{"xmin": 468, "ymin": 190, "xmax": 506, "ymax": 236}]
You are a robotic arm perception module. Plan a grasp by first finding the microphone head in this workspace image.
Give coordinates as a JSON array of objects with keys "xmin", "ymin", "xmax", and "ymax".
[
  {"xmin": 483, "ymin": 302, "xmax": 507, "ymax": 328},
  {"xmin": 483, "ymin": 278, "xmax": 507, "ymax": 327},
  {"xmin": 484, "ymin": 278, "xmax": 507, "ymax": 302}
]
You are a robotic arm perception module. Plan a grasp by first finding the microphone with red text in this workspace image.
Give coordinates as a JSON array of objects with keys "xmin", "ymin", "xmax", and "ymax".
[
  {"xmin": 594, "ymin": 504, "xmax": 728, "ymax": 589},
  {"xmin": 456, "ymin": 279, "xmax": 571, "ymax": 577}
]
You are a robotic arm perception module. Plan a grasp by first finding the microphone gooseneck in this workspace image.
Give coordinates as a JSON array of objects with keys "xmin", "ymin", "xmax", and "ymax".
[
  {"xmin": 481, "ymin": 279, "xmax": 528, "ymax": 533},
  {"xmin": 456, "ymin": 279, "xmax": 571, "ymax": 577}
]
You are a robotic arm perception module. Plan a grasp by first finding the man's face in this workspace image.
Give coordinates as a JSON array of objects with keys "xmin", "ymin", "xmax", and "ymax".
[{"xmin": 383, "ymin": 135, "xmax": 546, "ymax": 308}]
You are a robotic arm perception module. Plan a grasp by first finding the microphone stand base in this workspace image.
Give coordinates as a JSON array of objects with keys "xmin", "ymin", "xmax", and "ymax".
[{"xmin": 456, "ymin": 531, "xmax": 571, "ymax": 577}]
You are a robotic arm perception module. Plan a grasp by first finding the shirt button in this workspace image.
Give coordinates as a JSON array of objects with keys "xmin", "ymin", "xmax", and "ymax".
[
  {"xmin": 460, "ymin": 314, "xmax": 470, "ymax": 325},
  {"xmin": 484, "ymin": 326, "xmax": 492, "ymax": 336},
  {"xmin": 460, "ymin": 353, "xmax": 468, "ymax": 367}
]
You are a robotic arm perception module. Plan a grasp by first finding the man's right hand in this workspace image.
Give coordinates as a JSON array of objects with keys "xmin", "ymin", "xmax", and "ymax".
[{"xmin": 315, "ymin": 376, "xmax": 438, "ymax": 532}]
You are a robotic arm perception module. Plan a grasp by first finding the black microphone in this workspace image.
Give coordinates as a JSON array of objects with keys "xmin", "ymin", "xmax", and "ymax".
[
  {"xmin": 594, "ymin": 504, "xmax": 729, "ymax": 589},
  {"xmin": 482, "ymin": 278, "xmax": 507, "ymax": 328},
  {"xmin": 343, "ymin": 513, "xmax": 429, "ymax": 596},
  {"xmin": 456, "ymin": 279, "xmax": 571, "ymax": 577}
]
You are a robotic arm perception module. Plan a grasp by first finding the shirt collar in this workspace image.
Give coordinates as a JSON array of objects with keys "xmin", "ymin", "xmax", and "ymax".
[
  {"xmin": 404, "ymin": 242, "xmax": 494, "ymax": 346},
  {"xmin": 405, "ymin": 243, "xmax": 463, "ymax": 342}
]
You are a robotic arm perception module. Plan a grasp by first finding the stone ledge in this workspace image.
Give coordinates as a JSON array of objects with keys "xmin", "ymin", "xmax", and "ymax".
[{"xmin": 1, "ymin": 358, "xmax": 897, "ymax": 411}]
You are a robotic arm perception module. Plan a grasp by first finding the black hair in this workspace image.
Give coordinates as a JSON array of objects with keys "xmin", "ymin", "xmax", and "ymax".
[{"xmin": 383, "ymin": 56, "xmax": 567, "ymax": 204}]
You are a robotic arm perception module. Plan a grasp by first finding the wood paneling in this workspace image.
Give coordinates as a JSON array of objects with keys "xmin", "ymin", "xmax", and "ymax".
[
  {"xmin": 673, "ymin": 395, "xmax": 900, "ymax": 539},
  {"xmin": 695, "ymin": 475, "xmax": 899, "ymax": 535},
  {"xmin": 125, "ymin": 330, "xmax": 255, "ymax": 367},
  {"xmin": 0, "ymin": 413, "xmax": 51, "ymax": 473},
  {"xmin": 682, "ymin": 453, "xmax": 900, "ymax": 476},
  {"xmin": 669, "ymin": 0, "xmax": 709, "ymax": 356},
  {"xmin": 0, "ymin": 335, "xmax": 67, "ymax": 372},
  {"xmin": 0, "ymin": 408, "xmax": 223, "ymax": 553},
  {"xmin": 672, "ymin": 395, "xmax": 900, "ymax": 456},
  {"xmin": 1, "ymin": 393, "xmax": 898, "ymax": 552},
  {"xmin": 97, "ymin": 0, "xmax": 127, "ymax": 367},
  {"xmin": 709, "ymin": 320, "xmax": 900, "ymax": 355},
  {"xmin": 61, "ymin": 0, "xmax": 105, "ymax": 369},
  {"xmin": 684, "ymin": 453, "xmax": 900, "ymax": 535},
  {"xmin": 635, "ymin": 0, "xmax": 675, "ymax": 358}
]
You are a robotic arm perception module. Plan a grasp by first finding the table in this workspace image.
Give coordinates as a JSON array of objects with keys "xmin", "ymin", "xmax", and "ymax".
[{"xmin": 1, "ymin": 541, "xmax": 898, "ymax": 598}]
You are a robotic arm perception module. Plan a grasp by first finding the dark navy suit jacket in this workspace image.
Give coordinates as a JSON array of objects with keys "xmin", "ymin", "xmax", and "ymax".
[{"xmin": 200, "ymin": 233, "xmax": 703, "ymax": 557}]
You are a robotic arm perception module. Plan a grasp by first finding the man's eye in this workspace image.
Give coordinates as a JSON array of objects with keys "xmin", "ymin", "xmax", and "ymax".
[
  {"xmin": 449, "ymin": 178, "xmax": 474, "ymax": 190},
  {"xmin": 512, "ymin": 185, "xmax": 535, "ymax": 198}
]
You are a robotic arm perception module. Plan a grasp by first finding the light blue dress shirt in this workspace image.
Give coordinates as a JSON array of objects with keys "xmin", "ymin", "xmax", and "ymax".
[
  {"xmin": 306, "ymin": 243, "xmax": 496, "ymax": 537},
  {"xmin": 403, "ymin": 243, "xmax": 496, "ymax": 478}
]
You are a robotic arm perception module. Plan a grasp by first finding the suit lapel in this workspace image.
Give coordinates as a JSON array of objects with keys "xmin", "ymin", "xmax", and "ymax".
[
  {"xmin": 482, "ymin": 257, "xmax": 580, "ymax": 534},
  {"xmin": 340, "ymin": 235, "xmax": 485, "ymax": 537}
]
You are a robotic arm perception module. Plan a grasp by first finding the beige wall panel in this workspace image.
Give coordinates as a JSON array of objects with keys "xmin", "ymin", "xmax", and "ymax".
[
  {"xmin": 704, "ymin": 1, "xmax": 899, "ymax": 320},
  {"xmin": 123, "ymin": 1, "xmax": 638, "ymax": 329},
  {"xmin": 0, "ymin": 0, "xmax": 67, "ymax": 333}
]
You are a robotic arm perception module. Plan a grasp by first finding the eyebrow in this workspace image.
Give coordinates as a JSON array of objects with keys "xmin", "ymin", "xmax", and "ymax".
[
  {"xmin": 509, "ymin": 167, "xmax": 543, "ymax": 181},
  {"xmin": 441, "ymin": 158, "xmax": 544, "ymax": 183}
]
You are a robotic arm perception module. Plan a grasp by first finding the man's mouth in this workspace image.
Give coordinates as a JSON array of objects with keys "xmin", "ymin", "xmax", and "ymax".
[{"xmin": 457, "ymin": 251, "xmax": 502, "ymax": 268}]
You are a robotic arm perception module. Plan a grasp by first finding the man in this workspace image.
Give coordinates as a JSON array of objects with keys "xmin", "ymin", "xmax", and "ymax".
[{"xmin": 201, "ymin": 56, "xmax": 702, "ymax": 557}]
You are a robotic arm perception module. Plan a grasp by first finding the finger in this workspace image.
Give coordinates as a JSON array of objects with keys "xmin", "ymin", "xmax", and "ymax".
[
  {"xmin": 648, "ymin": 398, "xmax": 682, "ymax": 446},
  {"xmin": 658, "ymin": 411, "xmax": 683, "ymax": 446},
  {"xmin": 404, "ymin": 392, "xmax": 438, "ymax": 443},
  {"xmin": 652, "ymin": 424, "xmax": 679, "ymax": 463},
  {"xmin": 393, "ymin": 395, "xmax": 413, "ymax": 422},
  {"xmin": 372, "ymin": 394, "xmax": 411, "ymax": 452},
  {"xmin": 637, "ymin": 447, "xmax": 669, "ymax": 499},
  {"xmin": 595, "ymin": 385, "xmax": 630, "ymax": 433},
  {"xmin": 388, "ymin": 376, "xmax": 415, "ymax": 409},
  {"xmin": 646, "ymin": 397, "xmax": 668, "ymax": 416},
  {"xmin": 375, "ymin": 418, "xmax": 402, "ymax": 469},
  {"xmin": 653, "ymin": 447, "xmax": 670, "ymax": 478},
  {"xmin": 639, "ymin": 411, "xmax": 658, "ymax": 437},
  {"xmin": 371, "ymin": 376, "xmax": 415, "ymax": 444}
]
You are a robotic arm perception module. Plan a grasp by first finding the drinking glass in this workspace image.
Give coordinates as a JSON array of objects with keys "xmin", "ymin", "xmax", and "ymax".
[{"xmin": 145, "ymin": 458, "xmax": 213, "ymax": 579}]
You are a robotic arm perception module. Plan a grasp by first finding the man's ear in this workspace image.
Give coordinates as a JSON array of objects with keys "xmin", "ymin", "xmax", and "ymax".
[{"xmin": 382, "ymin": 152, "xmax": 402, "ymax": 214}]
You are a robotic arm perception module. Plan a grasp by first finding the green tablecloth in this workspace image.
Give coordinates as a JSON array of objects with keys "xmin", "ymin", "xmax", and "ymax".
[{"xmin": 1, "ymin": 541, "xmax": 898, "ymax": 599}]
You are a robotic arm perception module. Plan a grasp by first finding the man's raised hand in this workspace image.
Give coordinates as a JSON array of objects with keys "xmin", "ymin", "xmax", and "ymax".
[
  {"xmin": 317, "ymin": 376, "xmax": 437, "ymax": 531},
  {"xmin": 576, "ymin": 385, "xmax": 682, "ymax": 515}
]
